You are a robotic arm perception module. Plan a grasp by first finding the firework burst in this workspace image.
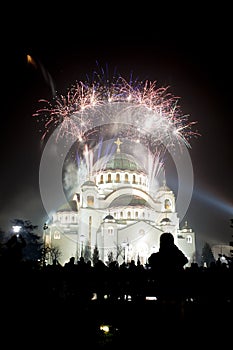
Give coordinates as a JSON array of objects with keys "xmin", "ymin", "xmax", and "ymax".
[{"xmin": 33, "ymin": 73, "xmax": 199, "ymax": 151}]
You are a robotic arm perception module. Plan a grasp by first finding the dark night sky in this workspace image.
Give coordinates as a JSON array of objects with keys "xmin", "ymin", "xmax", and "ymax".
[{"xmin": 1, "ymin": 7, "xmax": 233, "ymax": 252}]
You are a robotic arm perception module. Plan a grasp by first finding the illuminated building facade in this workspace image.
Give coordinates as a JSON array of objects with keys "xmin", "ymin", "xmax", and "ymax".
[{"xmin": 45, "ymin": 139, "xmax": 196, "ymax": 266}]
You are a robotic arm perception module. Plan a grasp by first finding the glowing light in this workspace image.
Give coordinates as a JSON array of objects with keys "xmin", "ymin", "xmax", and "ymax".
[
  {"xmin": 100, "ymin": 325, "xmax": 110, "ymax": 334},
  {"xmin": 193, "ymin": 187, "xmax": 233, "ymax": 216},
  {"xmin": 26, "ymin": 54, "xmax": 37, "ymax": 68},
  {"xmin": 12, "ymin": 225, "xmax": 21, "ymax": 233}
]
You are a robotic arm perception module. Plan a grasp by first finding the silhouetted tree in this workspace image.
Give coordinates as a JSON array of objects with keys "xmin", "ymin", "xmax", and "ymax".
[
  {"xmin": 92, "ymin": 245, "xmax": 99, "ymax": 265},
  {"xmin": 41, "ymin": 244, "xmax": 50, "ymax": 266},
  {"xmin": 0, "ymin": 227, "xmax": 7, "ymax": 257},
  {"xmin": 107, "ymin": 251, "xmax": 114, "ymax": 265},
  {"xmin": 115, "ymin": 243, "xmax": 124, "ymax": 262},
  {"xmin": 201, "ymin": 242, "xmax": 215, "ymax": 267},
  {"xmin": 10, "ymin": 219, "xmax": 42, "ymax": 262},
  {"xmin": 50, "ymin": 245, "xmax": 62, "ymax": 265},
  {"xmin": 5, "ymin": 233, "xmax": 26, "ymax": 265},
  {"xmin": 84, "ymin": 243, "xmax": 91, "ymax": 263}
]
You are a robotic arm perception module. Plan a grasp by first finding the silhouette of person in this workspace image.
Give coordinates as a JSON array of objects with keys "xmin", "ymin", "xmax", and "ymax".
[{"xmin": 148, "ymin": 232, "xmax": 188, "ymax": 302}]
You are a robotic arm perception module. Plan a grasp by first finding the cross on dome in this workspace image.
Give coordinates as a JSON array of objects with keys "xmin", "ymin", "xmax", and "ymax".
[{"xmin": 114, "ymin": 137, "xmax": 122, "ymax": 153}]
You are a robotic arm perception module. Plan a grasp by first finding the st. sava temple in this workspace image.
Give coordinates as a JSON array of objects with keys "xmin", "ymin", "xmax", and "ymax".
[{"xmin": 45, "ymin": 138, "xmax": 196, "ymax": 266}]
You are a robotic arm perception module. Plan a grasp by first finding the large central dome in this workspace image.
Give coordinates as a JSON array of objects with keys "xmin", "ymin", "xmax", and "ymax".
[{"xmin": 104, "ymin": 152, "xmax": 145, "ymax": 172}]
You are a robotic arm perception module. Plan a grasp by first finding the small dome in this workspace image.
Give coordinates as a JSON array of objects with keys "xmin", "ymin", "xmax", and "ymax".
[
  {"xmin": 160, "ymin": 217, "xmax": 171, "ymax": 224},
  {"xmin": 104, "ymin": 214, "xmax": 114, "ymax": 221},
  {"xmin": 82, "ymin": 180, "xmax": 96, "ymax": 187},
  {"xmin": 181, "ymin": 221, "xmax": 191, "ymax": 230},
  {"xmin": 158, "ymin": 184, "xmax": 171, "ymax": 192}
]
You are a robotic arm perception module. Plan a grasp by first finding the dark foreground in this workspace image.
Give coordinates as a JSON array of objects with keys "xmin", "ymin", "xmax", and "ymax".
[
  {"xmin": 1, "ymin": 267, "xmax": 233, "ymax": 348},
  {"xmin": 2, "ymin": 295, "xmax": 232, "ymax": 348}
]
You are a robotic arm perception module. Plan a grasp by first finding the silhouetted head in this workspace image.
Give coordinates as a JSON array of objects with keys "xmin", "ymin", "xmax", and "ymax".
[{"xmin": 159, "ymin": 232, "xmax": 174, "ymax": 249}]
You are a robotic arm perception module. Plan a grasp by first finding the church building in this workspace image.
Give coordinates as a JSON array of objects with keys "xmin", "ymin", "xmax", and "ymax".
[{"xmin": 45, "ymin": 138, "xmax": 196, "ymax": 266}]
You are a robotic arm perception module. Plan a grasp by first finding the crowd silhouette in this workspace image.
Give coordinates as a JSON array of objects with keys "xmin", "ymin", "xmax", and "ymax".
[
  {"xmin": 1, "ymin": 232, "xmax": 233, "ymax": 306},
  {"xmin": 1, "ymin": 231, "xmax": 233, "ymax": 347}
]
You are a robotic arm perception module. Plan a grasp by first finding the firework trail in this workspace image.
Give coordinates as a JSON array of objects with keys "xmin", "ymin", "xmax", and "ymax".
[
  {"xmin": 97, "ymin": 136, "xmax": 104, "ymax": 161},
  {"xmin": 33, "ymin": 71, "xmax": 199, "ymax": 153},
  {"xmin": 27, "ymin": 54, "xmax": 56, "ymax": 96},
  {"xmin": 34, "ymin": 67, "xmax": 200, "ymax": 200},
  {"xmin": 92, "ymin": 138, "xmax": 117, "ymax": 173},
  {"xmin": 147, "ymin": 149, "xmax": 164, "ymax": 191}
]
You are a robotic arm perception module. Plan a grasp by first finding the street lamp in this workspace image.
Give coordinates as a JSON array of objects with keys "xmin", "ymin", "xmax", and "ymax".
[
  {"xmin": 42, "ymin": 223, "xmax": 48, "ymax": 266},
  {"xmin": 12, "ymin": 225, "xmax": 21, "ymax": 236},
  {"xmin": 43, "ymin": 223, "xmax": 48, "ymax": 245}
]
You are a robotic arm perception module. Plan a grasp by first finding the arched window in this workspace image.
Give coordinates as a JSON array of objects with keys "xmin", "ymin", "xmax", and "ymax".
[
  {"xmin": 133, "ymin": 174, "xmax": 136, "ymax": 184},
  {"xmin": 108, "ymin": 227, "xmax": 114, "ymax": 235},
  {"xmin": 107, "ymin": 174, "xmax": 112, "ymax": 183},
  {"xmin": 187, "ymin": 235, "xmax": 192, "ymax": 243},
  {"xmin": 120, "ymin": 211, "xmax": 123, "ymax": 218},
  {"xmin": 127, "ymin": 211, "xmax": 131, "ymax": 218},
  {"xmin": 116, "ymin": 173, "xmax": 120, "ymax": 183},
  {"xmin": 165, "ymin": 198, "xmax": 171, "ymax": 210},
  {"xmin": 125, "ymin": 174, "xmax": 129, "ymax": 183},
  {"xmin": 100, "ymin": 175, "xmax": 104, "ymax": 184},
  {"xmin": 54, "ymin": 231, "xmax": 60, "ymax": 239},
  {"xmin": 87, "ymin": 195, "xmax": 94, "ymax": 207}
]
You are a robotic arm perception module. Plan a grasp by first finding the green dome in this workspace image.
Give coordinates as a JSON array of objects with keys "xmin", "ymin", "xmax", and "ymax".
[
  {"xmin": 104, "ymin": 152, "xmax": 145, "ymax": 172},
  {"xmin": 109, "ymin": 194, "xmax": 151, "ymax": 208}
]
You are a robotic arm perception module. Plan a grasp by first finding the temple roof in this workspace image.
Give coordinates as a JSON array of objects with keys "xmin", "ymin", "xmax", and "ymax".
[
  {"xmin": 109, "ymin": 194, "xmax": 151, "ymax": 208},
  {"xmin": 103, "ymin": 152, "xmax": 145, "ymax": 172},
  {"xmin": 57, "ymin": 200, "xmax": 78, "ymax": 212},
  {"xmin": 82, "ymin": 180, "xmax": 96, "ymax": 187}
]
